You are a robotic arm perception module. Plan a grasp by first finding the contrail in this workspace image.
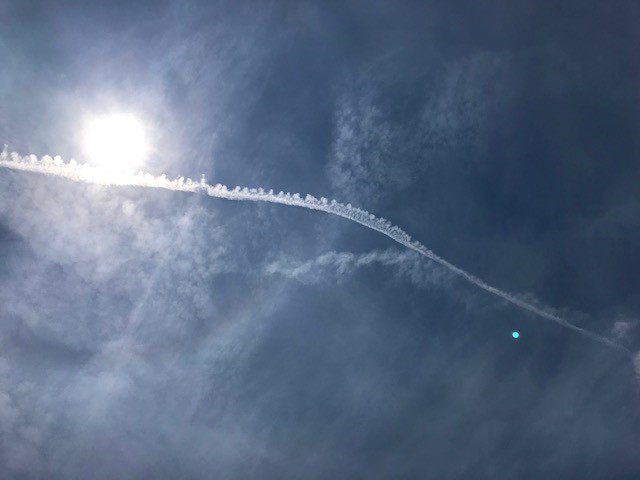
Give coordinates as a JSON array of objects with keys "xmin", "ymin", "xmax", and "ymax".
[{"xmin": 0, "ymin": 149, "xmax": 631, "ymax": 355}]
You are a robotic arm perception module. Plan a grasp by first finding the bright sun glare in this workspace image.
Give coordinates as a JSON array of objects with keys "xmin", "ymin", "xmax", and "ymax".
[{"xmin": 84, "ymin": 113, "xmax": 149, "ymax": 171}]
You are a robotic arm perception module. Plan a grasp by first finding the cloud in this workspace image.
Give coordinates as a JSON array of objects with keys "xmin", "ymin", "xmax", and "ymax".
[
  {"xmin": 328, "ymin": 87, "xmax": 403, "ymax": 203},
  {"xmin": 327, "ymin": 51, "xmax": 515, "ymax": 206},
  {"xmin": 0, "ymin": 164, "xmax": 292, "ymax": 478},
  {"xmin": 612, "ymin": 319, "xmax": 635, "ymax": 342},
  {"xmin": 416, "ymin": 52, "xmax": 514, "ymax": 157},
  {"xmin": 265, "ymin": 247, "xmax": 452, "ymax": 290}
]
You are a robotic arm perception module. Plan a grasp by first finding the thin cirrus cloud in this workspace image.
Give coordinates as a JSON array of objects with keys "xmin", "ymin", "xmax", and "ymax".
[{"xmin": 264, "ymin": 248, "xmax": 452, "ymax": 291}]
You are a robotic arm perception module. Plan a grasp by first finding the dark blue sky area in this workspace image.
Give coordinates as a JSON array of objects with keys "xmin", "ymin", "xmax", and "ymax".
[{"xmin": 1, "ymin": 1, "xmax": 640, "ymax": 478}]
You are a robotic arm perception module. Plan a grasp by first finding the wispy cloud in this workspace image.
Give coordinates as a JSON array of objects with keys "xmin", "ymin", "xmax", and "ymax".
[
  {"xmin": 265, "ymin": 247, "xmax": 451, "ymax": 290},
  {"xmin": 328, "ymin": 88, "xmax": 402, "ymax": 204},
  {"xmin": 612, "ymin": 319, "xmax": 635, "ymax": 342},
  {"xmin": 327, "ymin": 52, "xmax": 515, "ymax": 207}
]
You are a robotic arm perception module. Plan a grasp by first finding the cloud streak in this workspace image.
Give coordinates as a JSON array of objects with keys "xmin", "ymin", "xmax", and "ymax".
[
  {"xmin": 264, "ymin": 248, "xmax": 455, "ymax": 294},
  {"xmin": 0, "ymin": 149, "xmax": 630, "ymax": 355}
]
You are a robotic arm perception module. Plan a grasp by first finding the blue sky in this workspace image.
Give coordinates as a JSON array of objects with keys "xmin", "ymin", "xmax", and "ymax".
[{"xmin": 1, "ymin": 1, "xmax": 640, "ymax": 478}]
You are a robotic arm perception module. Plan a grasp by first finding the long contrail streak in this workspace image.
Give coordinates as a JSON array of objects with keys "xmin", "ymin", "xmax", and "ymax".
[{"xmin": 0, "ymin": 150, "xmax": 630, "ymax": 355}]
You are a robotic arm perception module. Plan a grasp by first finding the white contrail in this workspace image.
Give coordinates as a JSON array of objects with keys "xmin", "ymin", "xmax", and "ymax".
[{"xmin": 0, "ymin": 149, "xmax": 631, "ymax": 355}]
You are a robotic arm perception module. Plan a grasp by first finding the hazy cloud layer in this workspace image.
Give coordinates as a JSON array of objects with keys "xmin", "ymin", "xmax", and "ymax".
[{"xmin": 1, "ymin": 0, "xmax": 640, "ymax": 478}]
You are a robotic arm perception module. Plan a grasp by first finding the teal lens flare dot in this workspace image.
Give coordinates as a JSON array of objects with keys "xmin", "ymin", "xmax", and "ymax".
[{"xmin": 512, "ymin": 331, "xmax": 520, "ymax": 339}]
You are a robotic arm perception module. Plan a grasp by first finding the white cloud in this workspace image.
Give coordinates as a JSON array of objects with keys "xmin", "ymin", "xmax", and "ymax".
[
  {"xmin": 612, "ymin": 319, "xmax": 634, "ymax": 341},
  {"xmin": 328, "ymin": 89, "xmax": 402, "ymax": 203},
  {"xmin": 264, "ymin": 248, "xmax": 452, "ymax": 290}
]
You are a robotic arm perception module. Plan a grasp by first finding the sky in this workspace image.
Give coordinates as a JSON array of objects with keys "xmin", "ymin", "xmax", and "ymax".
[{"xmin": 1, "ymin": 1, "xmax": 640, "ymax": 478}]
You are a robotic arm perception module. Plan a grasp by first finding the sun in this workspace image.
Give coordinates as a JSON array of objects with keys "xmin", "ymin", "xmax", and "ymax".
[{"xmin": 83, "ymin": 113, "xmax": 149, "ymax": 171}]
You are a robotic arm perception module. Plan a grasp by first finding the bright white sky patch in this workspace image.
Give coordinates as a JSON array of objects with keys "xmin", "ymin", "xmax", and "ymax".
[{"xmin": 83, "ymin": 114, "xmax": 149, "ymax": 171}]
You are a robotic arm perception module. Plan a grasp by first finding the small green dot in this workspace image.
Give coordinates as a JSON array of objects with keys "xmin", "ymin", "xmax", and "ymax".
[{"xmin": 512, "ymin": 331, "xmax": 520, "ymax": 339}]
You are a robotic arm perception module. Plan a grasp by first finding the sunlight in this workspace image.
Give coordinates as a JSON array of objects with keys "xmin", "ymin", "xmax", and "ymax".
[{"xmin": 83, "ymin": 113, "xmax": 148, "ymax": 171}]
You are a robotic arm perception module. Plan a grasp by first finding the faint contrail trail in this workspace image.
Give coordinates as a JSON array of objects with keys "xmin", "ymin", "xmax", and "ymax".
[{"xmin": 0, "ymin": 149, "xmax": 631, "ymax": 355}]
